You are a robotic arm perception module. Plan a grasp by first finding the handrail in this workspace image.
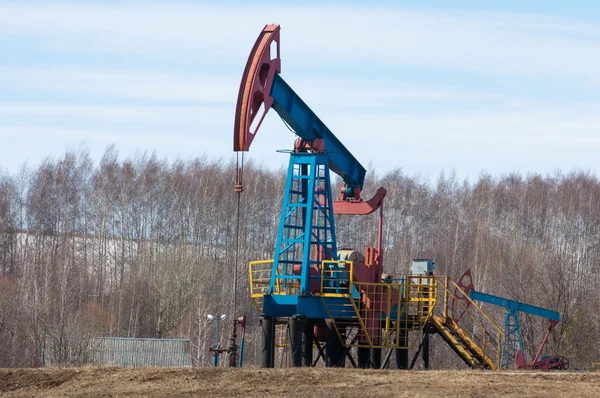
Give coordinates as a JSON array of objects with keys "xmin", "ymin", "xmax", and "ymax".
[
  {"xmin": 436, "ymin": 277, "xmax": 505, "ymax": 369},
  {"xmin": 446, "ymin": 278, "xmax": 504, "ymax": 337},
  {"xmin": 248, "ymin": 259, "xmax": 505, "ymax": 367}
]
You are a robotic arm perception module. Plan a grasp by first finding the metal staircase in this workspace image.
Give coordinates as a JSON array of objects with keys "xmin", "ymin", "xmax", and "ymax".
[
  {"xmin": 430, "ymin": 316, "xmax": 497, "ymax": 369},
  {"xmin": 248, "ymin": 259, "xmax": 505, "ymax": 369}
]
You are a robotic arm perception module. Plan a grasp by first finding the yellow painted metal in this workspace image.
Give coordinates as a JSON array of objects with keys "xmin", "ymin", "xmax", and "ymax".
[
  {"xmin": 433, "ymin": 277, "xmax": 505, "ymax": 370},
  {"xmin": 320, "ymin": 270, "xmax": 504, "ymax": 369},
  {"xmin": 317, "ymin": 259, "xmax": 354, "ymax": 296},
  {"xmin": 275, "ymin": 324, "xmax": 288, "ymax": 348},
  {"xmin": 445, "ymin": 278, "xmax": 504, "ymax": 337},
  {"xmin": 247, "ymin": 258, "xmax": 505, "ymax": 369},
  {"xmin": 431, "ymin": 316, "xmax": 476, "ymax": 367},
  {"xmin": 321, "ymin": 270, "xmax": 438, "ymax": 349},
  {"xmin": 248, "ymin": 260, "xmax": 275, "ymax": 313}
]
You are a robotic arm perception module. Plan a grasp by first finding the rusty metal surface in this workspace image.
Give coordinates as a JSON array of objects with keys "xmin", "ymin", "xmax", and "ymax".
[{"xmin": 234, "ymin": 24, "xmax": 281, "ymax": 151}]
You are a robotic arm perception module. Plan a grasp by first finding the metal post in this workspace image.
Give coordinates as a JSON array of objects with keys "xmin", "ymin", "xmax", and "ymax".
[
  {"xmin": 443, "ymin": 276, "xmax": 449, "ymax": 319},
  {"xmin": 239, "ymin": 334, "xmax": 245, "ymax": 368},
  {"xmin": 378, "ymin": 199, "xmax": 383, "ymax": 259},
  {"xmin": 228, "ymin": 318, "xmax": 238, "ymax": 368},
  {"xmin": 302, "ymin": 319, "xmax": 314, "ymax": 367},
  {"xmin": 371, "ymin": 347, "xmax": 382, "ymax": 369},
  {"xmin": 238, "ymin": 316, "xmax": 247, "ymax": 368},
  {"xmin": 325, "ymin": 320, "xmax": 339, "ymax": 367},
  {"xmin": 422, "ymin": 331, "xmax": 430, "ymax": 370},
  {"xmin": 358, "ymin": 347, "xmax": 370, "ymax": 368},
  {"xmin": 395, "ymin": 330, "xmax": 409, "ymax": 369},
  {"xmin": 261, "ymin": 317, "xmax": 275, "ymax": 368},
  {"xmin": 531, "ymin": 320, "xmax": 558, "ymax": 365},
  {"xmin": 290, "ymin": 317, "xmax": 303, "ymax": 367},
  {"xmin": 208, "ymin": 314, "xmax": 227, "ymax": 367},
  {"xmin": 337, "ymin": 328, "xmax": 346, "ymax": 368},
  {"xmin": 214, "ymin": 318, "xmax": 220, "ymax": 367}
]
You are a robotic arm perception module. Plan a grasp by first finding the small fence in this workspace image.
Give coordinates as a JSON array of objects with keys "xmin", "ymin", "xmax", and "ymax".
[{"xmin": 89, "ymin": 337, "xmax": 192, "ymax": 367}]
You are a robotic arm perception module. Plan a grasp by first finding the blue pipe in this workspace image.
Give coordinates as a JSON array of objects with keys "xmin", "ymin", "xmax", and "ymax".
[{"xmin": 238, "ymin": 336, "xmax": 245, "ymax": 368}]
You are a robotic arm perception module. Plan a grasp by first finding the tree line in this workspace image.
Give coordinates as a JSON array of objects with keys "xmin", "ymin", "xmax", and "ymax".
[{"xmin": 0, "ymin": 146, "xmax": 598, "ymax": 368}]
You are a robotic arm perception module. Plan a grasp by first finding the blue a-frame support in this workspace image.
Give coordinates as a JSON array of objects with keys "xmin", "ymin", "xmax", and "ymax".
[
  {"xmin": 503, "ymin": 309, "xmax": 523, "ymax": 369},
  {"xmin": 268, "ymin": 152, "xmax": 337, "ymax": 297}
]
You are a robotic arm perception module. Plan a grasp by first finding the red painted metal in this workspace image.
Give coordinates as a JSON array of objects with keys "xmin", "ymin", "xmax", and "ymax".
[
  {"xmin": 531, "ymin": 320, "xmax": 558, "ymax": 365},
  {"xmin": 516, "ymin": 320, "xmax": 568, "ymax": 370},
  {"xmin": 333, "ymin": 187, "xmax": 387, "ymax": 344},
  {"xmin": 451, "ymin": 269, "xmax": 474, "ymax": 324},
  {"xmin": 531, "ymin": 355, "xmax": 569, "ymax": 370},
  {"xmin": 377, "ymin": 199, "xmax": 383, "ymax": 262},
  {"xmin": 234, "ymin": 24, "xmax": 281, "ymax": 151},
  {"xmin": 294, "ymin": 138, "xmax": 325, "ymax": 153},
  {"xmin": 332, "ymin": 187, "xmax": 387, "ymax": 215},
  {"xmin": 516, "ymin": 349, "xmax": 568, "ymax": 370},
  {"xmin": 515, "ymin": 349, "xmax": 527, "ymax": 369}
]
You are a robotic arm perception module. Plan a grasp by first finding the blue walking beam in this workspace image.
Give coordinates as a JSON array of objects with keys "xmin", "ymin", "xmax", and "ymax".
[
  {"xmin": 469, "ymin": 290, "xmax": 560, "ymax": 321},
  {"xmin": 270, "ymin": 74, "xmax": 366, "ymax": 191}
]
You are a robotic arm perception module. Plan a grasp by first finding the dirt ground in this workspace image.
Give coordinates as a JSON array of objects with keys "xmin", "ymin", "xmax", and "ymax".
[{"xmin": 1, "ymin": 367, "xmax": 599, "ymax": 397}]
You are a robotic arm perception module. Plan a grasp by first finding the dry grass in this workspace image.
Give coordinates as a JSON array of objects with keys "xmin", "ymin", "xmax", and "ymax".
[{"xmin": 1, "ymin": 367, "xmax": 599, "ymax": 397}]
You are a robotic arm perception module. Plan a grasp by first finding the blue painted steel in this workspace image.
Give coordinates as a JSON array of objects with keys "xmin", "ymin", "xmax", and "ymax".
[
  {"xmin": 270, "ymin": 74, "xmax": 366, "ymax": 191},
  {"xmin": 262, "ymin": 294, "xmax": 359, "ymax": 319},
  {"xmin": 268, "ymin": 153, "xmax": 337, "ymax": 296},
  {"xmin": 503, "ymin": 309, "xmax": 523, "ymax": 369},
  {"xmin": 469, "ymin": 290, "xmax": 560, "ymax": 321},
  {"xmin": 238, "ymin": 335, "xmax": 245, "ymax": 368}
]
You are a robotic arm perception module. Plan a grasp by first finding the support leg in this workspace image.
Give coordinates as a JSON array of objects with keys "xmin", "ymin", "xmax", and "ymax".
[
  {"xmin": 337, "ymin": 328, "xmax": 346, "ymax": 368},
  {"xmin": 325, "ymin": 320, "xmax": 339, "ymax": 367},
  {"xmin": 302, "ymin": 319, "xmax": 314, "ymax": 367},
  {"xmin": 261, "ymin": 317, "xmax": 275, "ymax": 368},
  {"xmin": 371, "ymin": 347, "xmax": 382, "ymax": 369},
  {"xmin": 396, "ymin": 330, "xmax": 409, "ymax": 369},
  {"xmin": 358, "ymin": 347, "xmax": 370, "ymax": 368},
  {"xmin": 290, "ymin": 317, "xmax": 304, "ymax": 367},
  {"xmin": 422, "ymin": 331, "xmax": 430, "ymax": 370}
]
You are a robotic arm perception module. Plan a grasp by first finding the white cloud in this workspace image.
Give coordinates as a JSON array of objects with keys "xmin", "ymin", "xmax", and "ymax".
[
  {"xmin": 1, "ymin": 2, "xmax": 600, "ymax": 180},
  {"xmin": 0, "ymin": 67, "xmax": 238, "ymax": 103},
  {"xmin": 1, "ymin": 3, "xmax": 600, "ymax": 83},
  {"xmin": 1, "ymin": 97, "xmax": 600, "ymax": 180},
  {"xmin": 0, "ymin": 102, "xmax": 229, "ymax": 123},
  {"xmin": 0, "ymin": 65, "xmax": 501, "ymax": 112}
]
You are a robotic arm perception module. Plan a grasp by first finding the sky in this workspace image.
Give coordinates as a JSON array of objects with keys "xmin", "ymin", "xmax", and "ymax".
[{"xmin": 1, "ymin": 0, "xmax": 600, "ymax": 181}]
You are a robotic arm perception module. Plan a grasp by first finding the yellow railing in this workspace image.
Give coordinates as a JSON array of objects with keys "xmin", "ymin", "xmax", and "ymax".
[
  {"xmin": 350, "ymin": 275, "xmax": 437, "ymax": 349},
  {"xmin": 435, "ymin": 276, "xmax": 505, "ymax": 369},
  {"xmin": 248, "ymin": 259, "xmax": 504, "ymax": 368},
  {"xmin": 319, "ymin": 270, "xmax": 437, "ymax": 349},
  {"xmin": 248, "ymin": 260, "xmax": 275, "ymax": 312},
  {"xmin": 319, "ymin": 260, "xmax": 354, "ymax": 296},
  {"xmin": 275, "ymin": 324, "xmax": 288, "ymax": 348},
  {"xmin": 248, "ymin": 259, "xmax": 301, "ymax": 312}
]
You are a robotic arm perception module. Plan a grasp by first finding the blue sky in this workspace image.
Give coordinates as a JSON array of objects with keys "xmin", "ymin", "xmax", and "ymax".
[{"xmin": 1, "ymin": 1, "xmax": 600, "ymax": 181}]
